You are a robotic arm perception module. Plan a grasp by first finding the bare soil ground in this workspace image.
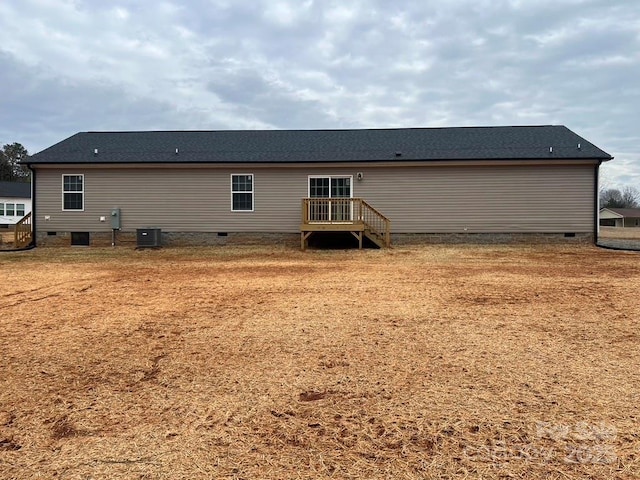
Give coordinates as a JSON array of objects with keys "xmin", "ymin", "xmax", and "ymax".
[
  {"xmin": 1, "ymin": 244, "xmax": 639, "ymax": 479},
  {"xmin": 0, "ymin": 231, "xmax": 13, "ymax": 248}
]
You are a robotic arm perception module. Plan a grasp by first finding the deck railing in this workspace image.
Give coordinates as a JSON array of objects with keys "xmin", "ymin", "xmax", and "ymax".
[
  {"xmin": 301, "ymin": 198, "xmax": 391, "ymax": 247},
  {"xmin": 359, "ymin": 199, "xmax": 391, "ymax": 247},
  {"xmin": 302, "ymin": 197, "xmax": 357, "ymax": 224},
  {"xmin": 14, "ymin": 212, "xmax": 32, "ymax": 248}
]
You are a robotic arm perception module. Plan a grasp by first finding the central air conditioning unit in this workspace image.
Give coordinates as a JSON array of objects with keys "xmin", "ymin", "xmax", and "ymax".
[{"xmin": 136, "ymin": 228, "xmax": 162, "ymax": 248}]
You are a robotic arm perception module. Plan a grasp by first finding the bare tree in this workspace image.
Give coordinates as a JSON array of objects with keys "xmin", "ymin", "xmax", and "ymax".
[
  {"xmin": 621, "ymin": 186, "xmax": 639, "ymax": 208},
  {"xmin": 600, "ymin": 186, "xmax": 639, "ymax": 208}
]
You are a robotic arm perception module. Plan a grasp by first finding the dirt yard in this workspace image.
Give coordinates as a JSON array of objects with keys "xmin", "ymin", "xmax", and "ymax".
[
  {"xmin": 1, "ymin": 244, "xmax": 639, "ymax": 479},
  {"xmin": 0, "ymin": 231, "xmax": 14, "ymax": 248}
]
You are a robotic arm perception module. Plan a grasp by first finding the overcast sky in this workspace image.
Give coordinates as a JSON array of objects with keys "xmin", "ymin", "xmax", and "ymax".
[{"xmin": 1, "ymin": 0, "xmax": 638, "ymax": 187}]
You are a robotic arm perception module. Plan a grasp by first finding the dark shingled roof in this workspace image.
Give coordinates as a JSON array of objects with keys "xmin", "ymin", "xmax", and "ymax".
[
  {"xmin": 27, "ymin": 125, "xmax": 612, "ymax": 165},
  {"xmin": 0, "ymin": 181, "xmax": 30, "ymax": 198}
]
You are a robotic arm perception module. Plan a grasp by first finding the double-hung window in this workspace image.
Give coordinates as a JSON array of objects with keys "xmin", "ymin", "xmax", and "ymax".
[
  {"xmin": 16, "ymin": 204, "xmax": 25, "ymax": 216},
  {"xmin": 231, "ymin": 174, "xmax": 253, "ymax": 212},
  {"xmin": 5, "ymin": 204, "xmax": 14, "ymax": 216},
  {"xmin": 63, "ymin": 175, "xmax": 84, "ymax": 211}
]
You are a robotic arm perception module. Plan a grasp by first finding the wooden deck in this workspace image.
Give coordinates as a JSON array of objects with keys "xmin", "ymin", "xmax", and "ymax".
[{"xmin": 300, "ymin": 198, "xmax": 391, "ymax": 250}]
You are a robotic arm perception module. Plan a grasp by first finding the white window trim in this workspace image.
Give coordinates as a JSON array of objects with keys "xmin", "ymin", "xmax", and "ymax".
[
  {"xmin": 230, "ymin": 173, "xmax": 254, "ymax": 212},
  {"xmin": 307, "ymin": 175, "xmax": 354, "ymax": 198},
  {"xmin": 62, "ymin": 174, "xmax": 85, "ymax": 212}
]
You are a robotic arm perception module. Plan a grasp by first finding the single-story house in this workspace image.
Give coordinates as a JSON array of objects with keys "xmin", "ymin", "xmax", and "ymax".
[
  {"xmin": 24, "ymin": 125, "xmax": 613, "ymax": 248},
  {"xmin": 599, "ymin": 208, "xmax": 640, "ymax": 227},
  {"xmin": 0, "ymin": 181, "xmax": 31, "ymax": 228}
]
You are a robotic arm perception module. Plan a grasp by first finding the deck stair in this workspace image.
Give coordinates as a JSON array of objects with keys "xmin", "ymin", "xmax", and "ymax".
[
  {"xmin": 300, "ymin": 198, "xmax": 390, "ymax": 250},
  {"xmin": 14, "ymin": 212, "xmax": 33, "ymax": 248}
]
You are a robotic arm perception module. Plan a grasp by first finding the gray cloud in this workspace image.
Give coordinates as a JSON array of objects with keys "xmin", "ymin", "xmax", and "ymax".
[{"xmin": 0, "ymin": 0, "xmax": 638, "ymax": 186}]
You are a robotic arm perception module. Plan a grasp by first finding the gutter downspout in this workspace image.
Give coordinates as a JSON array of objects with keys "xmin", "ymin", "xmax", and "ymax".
[
  {"xmin": 28, "ymin": 164, "xmax": 36, "ymax": 248},
  {"xmin": 594, "ymin": 160, "xmax": 601, "ymax": 246}
]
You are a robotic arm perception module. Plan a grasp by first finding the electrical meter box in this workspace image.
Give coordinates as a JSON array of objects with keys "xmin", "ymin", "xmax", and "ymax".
[{"xmin": 110, "ymin": 208, "xmax": 121, "ymax": 230}]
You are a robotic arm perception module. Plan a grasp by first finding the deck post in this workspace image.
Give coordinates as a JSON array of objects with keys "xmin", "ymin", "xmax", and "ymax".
[
  {"xmin": 301, "ymin": 231, "xmax": 312, "ymax": 251},
  {"xmin": 385, "ymin": 220, "xmax": 391, "ymax": 247},
  {"xmin": 349, "ymin": 231, "xmax": 362, "ymax": 249},
  {"xmin": 301, "ymin": 198, "xmax": 307, "ymax": 224}
]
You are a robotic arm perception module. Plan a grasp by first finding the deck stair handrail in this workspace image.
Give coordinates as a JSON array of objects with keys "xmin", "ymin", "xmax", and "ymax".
[
  {"xmin": 14, "ymin": 212, "xmax": 33, "ymax": 248},
  {"xmin": 301, "ymin": 198, "xmax": 391, "ymax": 247},
  {"xmin": 359, "ymin": 198, "xmax": 391, "ymax": 247}
]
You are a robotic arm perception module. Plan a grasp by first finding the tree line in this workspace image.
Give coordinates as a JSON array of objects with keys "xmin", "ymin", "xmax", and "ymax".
[
  {"xmin": 0, "ymin": 143, "xmax": 30, "ymax": 182},
  {"xmin": 600, "ymin": 186, "xmax": 639, "ymax": 209}
]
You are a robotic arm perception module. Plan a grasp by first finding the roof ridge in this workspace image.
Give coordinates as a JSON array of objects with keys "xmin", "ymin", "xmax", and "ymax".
[{"xmin": 80, "ymin": 125, "xmax": 562, "ymax": 134}]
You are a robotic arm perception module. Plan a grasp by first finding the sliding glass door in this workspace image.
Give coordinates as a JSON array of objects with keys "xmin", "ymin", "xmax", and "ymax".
[{"xmin": 308, "ymin": 176, "xmax": 353, "ymax": 222}]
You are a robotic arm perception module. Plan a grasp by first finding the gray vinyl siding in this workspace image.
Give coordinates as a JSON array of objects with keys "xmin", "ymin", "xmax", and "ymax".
[
  {"xmin": 360, "ymin": 164, "xmax": 595, "ymax": 233},
  {"xmin": 35, "ymin": 164, "xmax": 595, "ymax": 234}
]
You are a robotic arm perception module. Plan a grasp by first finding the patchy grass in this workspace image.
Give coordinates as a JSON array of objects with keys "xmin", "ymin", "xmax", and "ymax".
[
  {"xmin": 1, "ymin": 244, "xmax": 639, "ymax": 479},
  {"xmin": 600, "ymin": 226, "xmax": 640, "ymax": 240}
]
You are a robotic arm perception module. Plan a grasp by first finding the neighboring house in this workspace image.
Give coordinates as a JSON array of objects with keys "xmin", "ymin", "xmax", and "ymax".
[
  {"xmin": 25, "ymin": 125, "xmax": 612, "ymax": 248},
  {"xmin": 0, "ymin": 181, "xmax": 31, "ymax": 228},
  {"xmin": 599, "ymin": 208, "xmax": 640, "ymax": 227}
]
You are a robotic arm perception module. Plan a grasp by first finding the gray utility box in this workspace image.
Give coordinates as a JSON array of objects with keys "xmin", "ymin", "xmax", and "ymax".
[
  {"xmin": 136, "ymin": 228, "xmax": 162, "ymax": 248},
  {"xmin": 110, "ymin": 208, "xmax": 121, "ymax": 229}
]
